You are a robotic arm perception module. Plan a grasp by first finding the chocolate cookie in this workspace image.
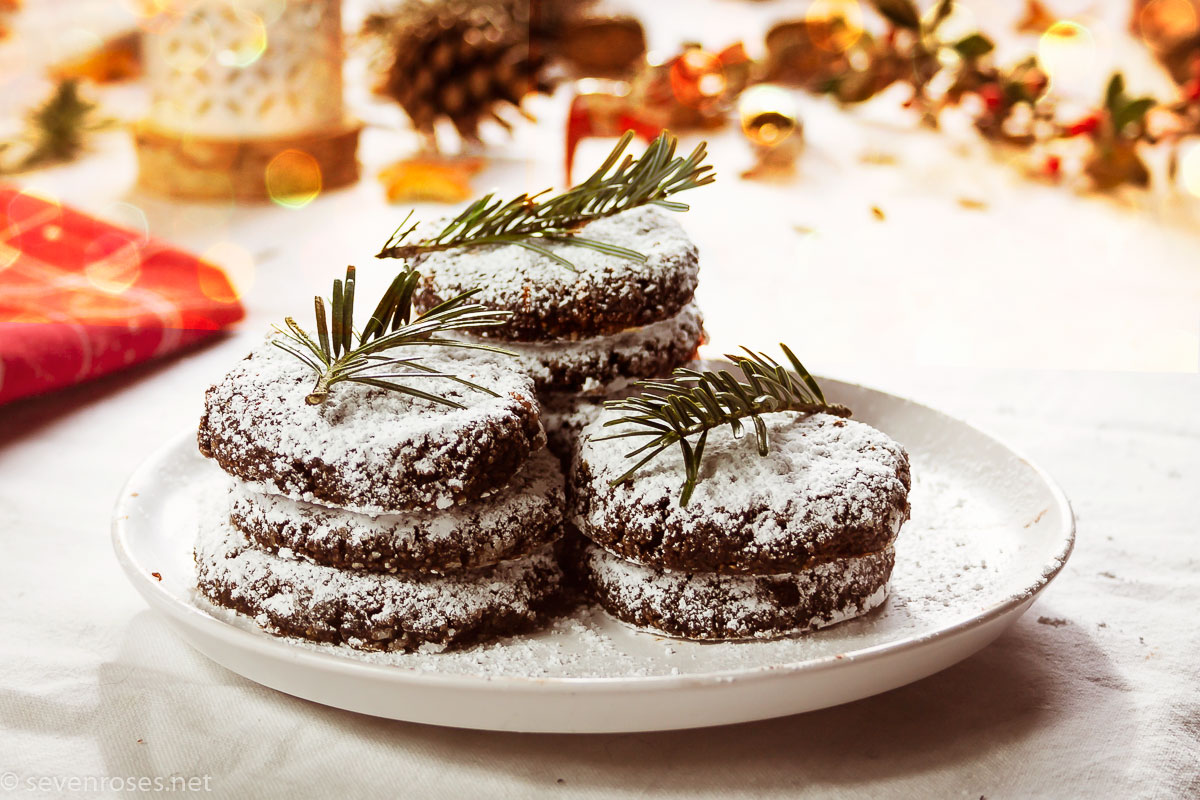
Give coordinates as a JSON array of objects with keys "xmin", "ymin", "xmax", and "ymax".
[
  {"xmin": 573, "ymin": 537, "xmax": 894, "ymax": 641},
  {"xmin": 457, "ymin": 303, "xmax": 705, "ymax": 395},
  {"xmin": 413, "ymin": 206, "xmax": 699, "ymax": 341},
  {"xmin": 542, "ymin": 395, "xmax": 605, "ymax": 467},
  {"xmin": 195, "ymin": 519, "xmax": 565, "ymax": 653},
  {"xmin": 229, "ymin": 448, "xmax": 566, "ymax": 574},
  {"xmin": 571, "ymin": 411, "xmax": 911, "ymax": 574},
  {"xmin": 197, "ymin": 342, "xmax": 545, "ymax": 514}
]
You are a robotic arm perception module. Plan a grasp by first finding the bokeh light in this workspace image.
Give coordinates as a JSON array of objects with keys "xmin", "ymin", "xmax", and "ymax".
[
  {"xmin": 118, "ymin": 0, "xmax": 171, "ymax": 18},
  {"xmin": 804, "ymin": 0, "xmax": 864, "ymax": 53},
  {"xmin": 215, "ymin": 10, "xmax": 267, "ymax": 68},
  {"xmin": 1137, "ymin": 0, "xmax": 1199, "ymax": 51},
  {"xmin": 124, "ymin": 0, "xmax": 174, "ymax": 35},
  {"xmin": 1180, "ymin": 142, "xmax": 1200, "ymax": 197},
  {"xmin": 0, "ymin": 243, "xmax": 20, "ymax": 270},
  {"xmin": 265, "ymin": 149, "xmax": 323, "ymax": 209},
  {"xmin": 1037, "ymin": 21, "xmax": 1096, "ymax": 90},
  {"xmin": 108, "ymin": 202, "xmax": 150, "ymax": 244},
  {"xmin": 7, "ymin": 189, "xmax": 63, "ymax": 231},
  {"xmin": 739, "ymin": 85, "xmax": 799, "ymax": 147},
  {"xmin": 83, "ymin": 234, "xmax": 143, "ymax": 295},
  {"xmin": 669, "ymin": 49, "xmax": 726, "ymax": 109},
  {"xmin": 200, "ymin": 241, "xmax": 255, "ymax": 303}
]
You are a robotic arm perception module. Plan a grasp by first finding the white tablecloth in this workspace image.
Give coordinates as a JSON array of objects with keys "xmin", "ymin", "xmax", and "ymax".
[{"xmin": 3, "ymin": 1, "xmax": 1199, "ymax": 797}]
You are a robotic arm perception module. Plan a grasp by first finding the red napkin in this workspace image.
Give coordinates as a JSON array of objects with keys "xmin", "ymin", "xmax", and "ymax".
[{"xmin": 0, "ymin": 186, "xmax": 245, "ymax": 406}]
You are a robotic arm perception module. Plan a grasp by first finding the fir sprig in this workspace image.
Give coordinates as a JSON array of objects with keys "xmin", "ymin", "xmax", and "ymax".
[
  {"xmin": 596, "ymin": 345, "xmax": 851, "ymax": 507},
  {"xmin": 274, "ymin": 265, "xmax": 513, "ymax": 406},
  {"xmin": 0, "ymin": 79, "xmax": 110, "ymax": 174},
  {"xmin": 375, "ymin": 130, "xmax": 714, "ymax": 271}
]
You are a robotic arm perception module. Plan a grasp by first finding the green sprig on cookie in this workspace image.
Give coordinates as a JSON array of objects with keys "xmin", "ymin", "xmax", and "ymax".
[
  {"xmin": 596, "ymin": 345, "xmax": 851, "ymax": 506},
  {"xmin": 375, "ymin": 131, "xmax": 715, "ymax": 271},
  {"xmin": 273, "ymin": 265, "xmax": 513, "ymax": 407}
]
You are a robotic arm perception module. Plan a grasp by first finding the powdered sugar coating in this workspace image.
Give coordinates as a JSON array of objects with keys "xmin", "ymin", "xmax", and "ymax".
[
  {"xmin": 455, "ymin": 303, "xmax": 704, "ymax": 394},
  {"xmin": 194, "ymin": 514, "xmax": 565, "ymax": 653},
  {"xmin": 229, "ymin": 448, "xmax": 565, "ymax": 573},
  {"xmin": 572, "ymin": 411, "xmax": 911, "ymax": 574},
  {"xmin": 577, "ymin": 539, "xmax": 894, "ymax": 640},
  {"xmin": 197, "ymin": 341, "xmax": 545, "ymax": 513},
  {"xmin": 413, "ymin": 206, "xmax": 699, "ymax": 341},
  {"xmin": 542, "ymin": 396, "xmax": 605, "ymax": 465}
]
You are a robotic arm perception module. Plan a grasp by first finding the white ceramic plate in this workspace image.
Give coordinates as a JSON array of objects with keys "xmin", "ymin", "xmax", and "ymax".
[{"xmin": 111, "ymin": 378, "xmax": 1074, "ymax": 733}]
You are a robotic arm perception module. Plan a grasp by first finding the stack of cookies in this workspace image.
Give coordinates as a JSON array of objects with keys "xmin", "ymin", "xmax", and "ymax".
[
  {"xmin": 567, "ymin": 411, "xmax": 912, "ymax": 640},
  {"xmin": 411, "ymin": 205, "xmax": 706, "ymax": 461},
  {"xmin": 193, "ymin": 343, "xmax": 567, "ymax": 652}
]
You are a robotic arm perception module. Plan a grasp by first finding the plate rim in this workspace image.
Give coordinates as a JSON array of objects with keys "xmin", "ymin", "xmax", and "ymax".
[{"xmin": 111, "ymin": 376, "xmax": 1076, "ymax": 693}]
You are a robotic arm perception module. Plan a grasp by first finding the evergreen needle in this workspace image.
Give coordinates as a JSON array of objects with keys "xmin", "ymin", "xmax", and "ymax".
[
  {"xmin": 273, "ymin": 265, "xmax": 513, "ymax": 406},
  {"xmin": 595, "ymin": 345, "xmax": 851, "ymax": 506},
  {"xmin": 375, "ymin": 131, "xmax": 715, "ymax": 271}
]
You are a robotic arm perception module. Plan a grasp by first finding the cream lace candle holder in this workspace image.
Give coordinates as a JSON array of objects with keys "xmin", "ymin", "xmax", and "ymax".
[{"xmin": 135, "ymin": 0, "xmax": 360, "ymax": 202}]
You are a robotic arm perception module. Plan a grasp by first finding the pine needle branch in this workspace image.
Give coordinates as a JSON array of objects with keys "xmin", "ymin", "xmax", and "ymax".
[
  {"xmin": 375, "ymin": 131, "xmax": 715, "ymax": 271},
  {"xmin": 595, "ymin": 345, "xmax": 851, "ymax": 506},
  {"xmin": 0, "ymin": 79, "xmax": 111, "ymax": 174},
  {"xmin": 272, "ymin": 265, "xmax": 513, "ymax": 406}
]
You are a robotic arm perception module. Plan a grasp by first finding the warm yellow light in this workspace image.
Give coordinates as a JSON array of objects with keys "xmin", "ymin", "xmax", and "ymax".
[
  {"xmin": 216, "ymin": 10, "xmax": 268, "ymax": 68},
  {"xmin": 1180, "ymin": 143, "xmax": 1200, "ymax": 197},
  {"xmin": 0, "ymin": 243, "xmax": 20, "ymax": 270},
  {"xmin": 84, "ymin": 235, "xmax": 142, "ymax": 295},
  {"xmin": 265, "ymin": 150, "xmax": 322, "ymax": 209},
  {"xmin": 1137, "ymin": 0, "xmax": 1198, "ymax": 51},
  {"xmin": 805, "ymin": 0, "xmax": 864, "ymax": 53},
  {"xmin": 739, "ymin": 85, "xmax": 799, "ymax": 147},
  {"xmin": 670, "ymin": 49, "xmax": 726, "ymax": 108},
  {"xmin": 1038, "ymin": 21, "xmax": 1095, "ymax": 88},
  {"xmin": 118, "ymin": 0, "xmax": 171, "ymax": 19}
]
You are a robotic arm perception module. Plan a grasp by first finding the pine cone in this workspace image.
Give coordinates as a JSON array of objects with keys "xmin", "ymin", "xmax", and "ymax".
[{"xmin": 373, "ymin": 2, "xmax": 552, "ymax": 144}]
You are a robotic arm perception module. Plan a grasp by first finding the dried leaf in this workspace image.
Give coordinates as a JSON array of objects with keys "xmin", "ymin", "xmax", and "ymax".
[
  {"xmin": 50, "ymin": 31, "xmax": 141, "ymax": 84},
  {"xmin": 859, "ymin": 150, "xmax": 898, "ymax": 165},
  {"xmin": 1114, "ymin": 97, "xmax": 1155, "ymax": 134},
  {"xmin": 1016, "ymin": 0, "xmax": 1058, "ymax": 34},
  {"xmin": 1084, "ymin": 142, "xmax": 1150, "ymax": 190},
  {"xmin": 870, "ymin": 0, "xmax": 921, "ymax": 30},
  {"xmin": 1105, "ymin": 74, "xmax": 1126, "ymax": 113},
  {"xmin": 377, "ymin": 156, "xmax": 487, "ymax": 204},
  {"xmin": 954, "ymin": 33, "xmax": 995, "ymax": 60}
]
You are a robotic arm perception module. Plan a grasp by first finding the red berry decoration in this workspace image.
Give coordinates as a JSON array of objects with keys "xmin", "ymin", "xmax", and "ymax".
[
  {"xmin": 978, "ymin": 83, "xmax": 1004, "ymax": 113},
  {"xmin": 1065, "ymin": 113, "xmax": 1101, "ymax": 137}
]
